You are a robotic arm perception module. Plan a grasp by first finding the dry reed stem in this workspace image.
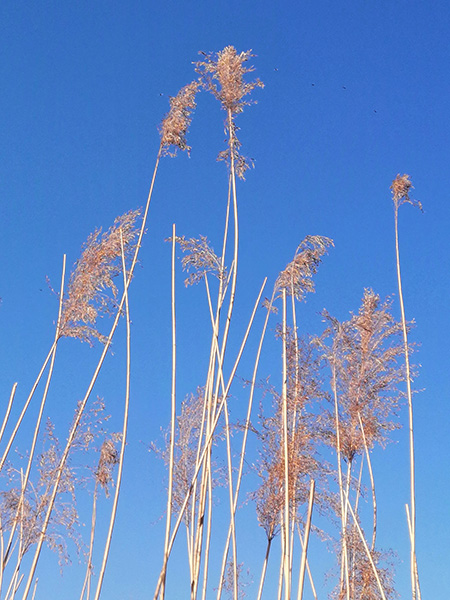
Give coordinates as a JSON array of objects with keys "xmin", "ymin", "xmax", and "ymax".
[
  {"xmin": 256, "ymin": 537, "xmax": 272, "ymax": 600},
  {"xmin": 202, "ymin": 275, "xmax": 239, "ymax": 600},
  {"xmin": 153, "ymin": 280, "xmax": 266, "ymax": 600},
  {"xmin": 281, "ymin": 289, "xmax": 291, "ymax": 599},
  {"xmin": 0, "ymin": 515, "xmax": 3, "ymax": 596},
  {"xmin": 191, "ymin": 371, "xmax": 215, "ymax": 597},
  {"xmin": 277, "ymin": 523, "xmax": 285, "ymax": 600},
  {"xmin": 160, "ymin": 225, "xmax": 178, "ymax": 599},
  {"xmin": 199, "ymin": 179, "xmax": 233, "ymax": 598},
  {"xmin": 357, "ymin": 413, "xmax": 377, "ymax": 551},
  {"xmin": 0, "ymin": 384, "xmax": 18, "ymax": 448},
  {"xmin": 6, "ymin": 573, "xmax": 23, "ymax": 600},
  {"xmin": 92, "ymin": 231, "xmax": 131, "ymax": 600},
  {"xmin": 343, "ymin": 461, "xmax": 352, "ymax": 595},
  {"xmin": 353, "ymin": 454, "xmax": 364, "ymax": 516},
  {"xmin": 188, "ymin": 388, "xmax": 211, "ymax": 591},
  {"xmin": 184, "ymin": 196, "xmax": 233, "ymax": 596},
  {"xmin": 287, "ymin": 290, "xmax": 300, "ymax": 587},
  {"xmin": 331, "ymin": 360, "xmax": 349, "ymax": 600},
  {"xmin": 201, "ymin": 180, "xmax": 233, "ymax": 599},
  {"xmin": 391, "ymin": 174, "xmax": 421, "ymax": 600},
  {"xmin": 297, "ymin": 479, "xmax": 315, "ymax": 600},
  {"xmin": 343, "ymin": 494, "xmax": 388, "ymax": 600},
  {"xmin": 216, "ymin": 287, "xmax": 272, "ymax": 599},
  {"xmin": 191, "ymin": 77, "xmax": 242, "ymax": 598},
  {"xmin": 188, "ymin": 273, "xmax": 228, "ymax": 599},
  {"xmin": 2, "ymin": 255, "xmax": 66, "ymax": 572},
  {"xmin": 405, "ymin": 505, "xmax": 422, "ymax": 600},
  {"xmin": 200, "ymin": 464, "xmax": 213, "ymax": 600},
  {"xmin": 20, "ymin": 153, "xmax": 161, "ymax": 600},
  {"xmin": 3, "ymin": 469, "xmax": 25, "ymax": 600},
  {"xmin": 79, "ymin": 481, "xmax": 98, "ymax": 600},
  {"xmin": 0, "ymin": 342, "xmax": 57, "ymax": 474},
  {"xmin": 30, "ymin": 579, "xmax": 37, "ymax": 600},
  {"xmin": 190, "ymin": 377, "xmax": 217, "ymax": 598},
  {"xmin": 296, "ymin": 523, "xmax": 318, "ymax": 600}
]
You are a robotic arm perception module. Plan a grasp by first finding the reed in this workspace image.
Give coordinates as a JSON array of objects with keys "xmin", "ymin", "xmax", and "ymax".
[{"xmin": 0, "ymin": 47, "xmax": 424, "ymax": 600}]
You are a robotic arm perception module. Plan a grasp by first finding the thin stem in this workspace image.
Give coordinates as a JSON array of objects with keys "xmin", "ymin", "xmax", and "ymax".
[
  {"xmin": 332, "ymin": 359, "xmax": 349, "ymax": 600},
  {"xmin": 256, "ymin": 537, "xmax": 273, "ymax": 600},
  {"xmin": 153, "ymin": 281, "xmax": 265, "ymax": 600},
  {"xmin": 353, "ymin": 454, "xmax": 364, "ymax": 516},
  {"xmin": 0, "ymin": 342, "xmax": 57, "ymax": 474},
  {"xmin": 6, "ymin": 574, "xmax": 24, "ymax": 600},
  {"xmin": 92, "ymin": 230, "xmax": 133, "ymax": 600},
  {"xmin": 281, "ymin": 289, "xmax": 290, "ymax": 599},
  {"xmin": 21, "ymin": 152, "xmax": 161, "ymax": 600},
  {"xmin": 200, "ymin": 463, "xmax": 213, "ymax": 600},
  {"xmin": 160, "ymin": 224, "xmax": 178, "ymax": 599},
  {"xmin": 79, "ymin": 483, "xmax": 98, "ymax": 600},
  {"xmin": 394, "ymin": 206, "xmax": 418, "ymax": 600},
  {"xmin": 208, "ymin": 108, "xmax": 240, "ymax": 600},
  {"xmin": 190, "ymin": 278, "xmax": 218, "ymax": 600},
  {"xmin": 296, "ymin": 523, "xmax": 318, "ymax": 600},
  {"xmin": 216, "ymin": 286, "xmax": 271, "ymax": 599},
  {"xmin": 30, "ymin": 579, "xmax": 38, "ymax": 600},
  {"xmin": 203, "ymin": 280, "xmax": 238, "ymax": 600},
  {"xmin": 277, "ymin": 517, "xmax": 285, "ymax": 600},
  {"xmin": 297, "ymin": 480, "xmax": 315, "ymax": 600},
  {"xmin": 406, "ymin": 505, "xmax": 422, "ymax": 600},
  {"xmin": 357, "ymin": 413, "xmax": 377, "ymax": 550},
  {"xmin": 344, "ymin": 488, "xmax": 387, "ymax": 600},
  {"xmin": 0, "ymin": 384, "xmax": 18, "ymax": 447},
  {"xmin": 3, "ymin": 255, "xmax": 66, "ymax": 570}
]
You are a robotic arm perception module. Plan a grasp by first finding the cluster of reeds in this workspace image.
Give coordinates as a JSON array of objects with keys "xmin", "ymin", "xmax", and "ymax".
[{"xmin": 0, "ymin": 47, "xmax": 422, "ymax": 600}]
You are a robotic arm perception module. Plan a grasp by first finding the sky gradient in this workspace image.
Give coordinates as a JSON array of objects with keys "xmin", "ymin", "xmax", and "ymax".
[{"xmin": 1, "ymin": 1, "xmax": 449, "ymax": 599}]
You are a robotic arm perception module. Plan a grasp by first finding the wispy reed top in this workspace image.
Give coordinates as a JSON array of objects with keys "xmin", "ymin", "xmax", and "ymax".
[{"xmin": 196, "ymin": 46, "xmax": 264, "ymax": 115}]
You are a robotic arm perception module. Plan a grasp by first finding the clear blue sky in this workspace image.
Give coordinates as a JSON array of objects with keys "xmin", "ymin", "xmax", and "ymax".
[{"xmin": 1, "ymin": 1, "xmax": 449, "ymax": 598}]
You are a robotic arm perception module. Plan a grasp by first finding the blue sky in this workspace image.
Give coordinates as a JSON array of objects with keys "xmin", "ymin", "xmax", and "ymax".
[{"xmin": 1, "ymin": 1, "xmax": 449, "ymax": 599}]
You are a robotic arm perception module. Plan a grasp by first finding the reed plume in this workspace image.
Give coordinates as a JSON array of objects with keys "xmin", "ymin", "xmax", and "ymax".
[
  {"xmin": 160, "ymin": 81, "xmax": 200, "ymax": 156},
  {"xmin": 60, "ymin": 209, "xmax": 141, "ymax": 345},
  {"xmin": 196, "ymin": 46, "xmax": 264, "ymax": 179}
]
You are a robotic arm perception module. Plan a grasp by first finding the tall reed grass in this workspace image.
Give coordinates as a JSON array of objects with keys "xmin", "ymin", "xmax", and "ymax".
[{"xmin": 0, "ymin": 47, "xmax": 421, "ymax": 600}]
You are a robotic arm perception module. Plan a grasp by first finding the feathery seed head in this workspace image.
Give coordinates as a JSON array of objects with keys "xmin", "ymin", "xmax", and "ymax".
[
  {"xmin": 60, "ymin": 209, "xmax": 141, "ymax": 345},
  {"xmin": 196, "ymin": 46, "xmax": 263, "ymax": 179},
  {"xmin": 160, "ymin": 81, "xmax": 200, "ymax": 156},
  {"xmin": 96, "ymin": 438, "xmax": 120, "ymax": 495},
  {"xmin": 196, "ymin": 46, "xmax": 264, "ymax": 115},
  {"xmin": 321, "ymin": 289, "xmax": 406, "ymax": 461},
  {"xmin": 390, "ymin": 173, "xmax": 422, "ymax": 211},
  {"xmin": 169, "ymin": 234, "xmax": 227, "ymax": 286},
  {"xmin": 276, "ymin": 236, "xmax": 334, "ymax": 301}
]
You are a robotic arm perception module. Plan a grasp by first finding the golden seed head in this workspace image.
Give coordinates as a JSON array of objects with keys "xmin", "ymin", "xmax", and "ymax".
[
  {"xmin": 96, "ymin": 438, "xmax": 120, "ymax": 494},
  {"xmin": 390, "ymin": 173, "xmax": 422, "ymax": 211},
  {"xmin": 159, "ymin": 81, "xmax": 200, "ymax": 156},
  {"xmin": 60, "ymin": 209, "xmax": 141, "ymax": 345},
  {"xmin": 196, "ymin": 46, "xmax": 264, "ymax": 115},
  {"xmin": 390, "ymin": 174, "xmax": 412, "ymax": 202},
  {"xmin": 276, "ymin": 236, "xmax": 334, "ymax": 301}
]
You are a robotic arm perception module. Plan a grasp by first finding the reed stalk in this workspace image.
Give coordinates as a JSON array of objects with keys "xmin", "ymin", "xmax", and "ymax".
[
  {"xmin": 297, "ymin": 479, "xmax": 315, "ymax": 600},
  {"xmin": 160, "ymin": 225, "xmax": 178, "ymax": 599},
  {"xmin": 92, "ymin": 230, "xmax": 132, "ymax": 600},
  {"xmin": 392, "ymin": 177, "xmax": 420, "ymax": 600}
]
